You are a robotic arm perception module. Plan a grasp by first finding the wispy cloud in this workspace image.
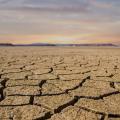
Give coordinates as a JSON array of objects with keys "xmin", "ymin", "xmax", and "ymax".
[
  {"xmin": 89, "ymin": 0, "xmax": 110, "ymax": 7},
  {"xmin": 0, "ymin": 0, "xmax": 120, "ymax": 44}
]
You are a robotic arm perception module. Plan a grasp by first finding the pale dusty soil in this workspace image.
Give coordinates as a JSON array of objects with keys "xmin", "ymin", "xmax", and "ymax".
[{"xmin": 0, "ymin": 47, "xmax": 120, "ymax": 120}]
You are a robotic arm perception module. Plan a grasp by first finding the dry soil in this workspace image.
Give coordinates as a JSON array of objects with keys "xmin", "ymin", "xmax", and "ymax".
[{"xmin": 0, "ymin": 47, "xmax": 120, "ymax": 120}]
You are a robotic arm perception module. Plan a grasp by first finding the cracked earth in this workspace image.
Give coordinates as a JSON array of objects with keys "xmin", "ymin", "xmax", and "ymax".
[{"xmin": 0, "ymin": 47, "xmax": 120, "ymax": 120}]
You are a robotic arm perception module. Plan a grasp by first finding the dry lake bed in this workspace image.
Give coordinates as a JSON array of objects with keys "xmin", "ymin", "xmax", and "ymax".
[{"xmin": 0, "ymin": 47, "xmax": 120, "ymax": 120}]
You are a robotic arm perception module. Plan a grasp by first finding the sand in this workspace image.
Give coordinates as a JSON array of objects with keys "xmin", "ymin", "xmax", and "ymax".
[{"xmin": 0, "ymin": 47, "xmax": 120, "ymax": 120}]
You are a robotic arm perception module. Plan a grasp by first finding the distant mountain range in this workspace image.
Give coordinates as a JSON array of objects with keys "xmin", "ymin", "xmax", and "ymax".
[
  {"xmin": 0, "ymin": 43, "xmax": 118, "ymax": 47},
  {"xmin": 0, "ymin": 43, "xmax": 14, "ymax": 46}
]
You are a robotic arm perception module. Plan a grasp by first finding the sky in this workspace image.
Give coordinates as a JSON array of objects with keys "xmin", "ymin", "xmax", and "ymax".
[{"xmin": 0, "ymin": 0, "xmax": 120, "ymax": 44}]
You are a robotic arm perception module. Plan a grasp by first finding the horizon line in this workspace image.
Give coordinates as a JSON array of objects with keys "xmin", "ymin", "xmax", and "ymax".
[{"xmin": 0, "ymin": 42, "xmax": 118, "ymax": 47}]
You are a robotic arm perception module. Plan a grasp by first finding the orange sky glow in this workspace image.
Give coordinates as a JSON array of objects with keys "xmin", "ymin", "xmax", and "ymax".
[{"xmin": 0, "ymin": 0, "xmax": 120, "ymax": 44}]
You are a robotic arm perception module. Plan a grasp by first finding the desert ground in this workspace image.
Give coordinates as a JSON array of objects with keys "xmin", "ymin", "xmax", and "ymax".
[{"xmin": 0, "ymin": 47, "xmax": 120, "ymax": 120}]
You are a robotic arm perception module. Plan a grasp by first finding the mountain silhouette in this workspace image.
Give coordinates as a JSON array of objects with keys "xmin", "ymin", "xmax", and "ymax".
[{"xmin": 0, "ymin": 43, "xmax": 118, "ymax": 47}]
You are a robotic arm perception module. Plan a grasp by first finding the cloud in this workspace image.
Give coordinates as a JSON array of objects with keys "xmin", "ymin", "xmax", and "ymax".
[
  {"xmin": 89, "ymin": 0, "xmax": 112, "ymax": 9},
  {"xmin": 0, "ymin": 0, "xmax": 9, "ymax": 4},
  {"xmin": 0, "ymin": 0, "xmax": 90, "ymax": 13},
  {"xmin": 0, "ymin": 0, "xmax": 120, "ymax": 44},
  {"xmin": 14, "ymin": 6, "xmax": 89, "ymax": 14}
]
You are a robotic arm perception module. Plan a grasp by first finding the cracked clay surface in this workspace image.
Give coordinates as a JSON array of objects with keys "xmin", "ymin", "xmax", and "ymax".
[{"xmin": 0, "ymin": 47, "xmax": 120, "ymax": 120}]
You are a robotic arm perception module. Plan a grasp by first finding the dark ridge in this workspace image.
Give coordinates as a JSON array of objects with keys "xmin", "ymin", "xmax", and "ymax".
[
  {"xmin": 0, "ymin": 43, "xmax": 14, "ymax": 46},
  {"xmin": 0, "ymin": 43, "xmax": 118, "ymax": 47},
  {"xmin": 22, "ymin": 43, "xmax": 118, "ymax": 47}
]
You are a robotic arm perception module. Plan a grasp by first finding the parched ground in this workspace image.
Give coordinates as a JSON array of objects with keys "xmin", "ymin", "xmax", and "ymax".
[{"xmin": 0, "ymin": 47, "xmax": 120, "ymax": 120}]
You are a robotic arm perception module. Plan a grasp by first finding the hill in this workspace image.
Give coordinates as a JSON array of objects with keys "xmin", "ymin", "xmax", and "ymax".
[
  {"xmin": 0, "ymin": 43, "xmax": 118, "ymax": 47},
  {"xmin": 0, "ymin": 43, "xmax": 14, "ymax": 46},
  {"xmin": 15, "ymin": 43, "xmax": 118, "ymax": 47}
]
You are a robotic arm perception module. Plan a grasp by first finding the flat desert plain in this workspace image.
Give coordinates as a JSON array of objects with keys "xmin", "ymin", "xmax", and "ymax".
[{"xmin": 0, "ymin": 47, "xmax": 120, "ymax": 120}]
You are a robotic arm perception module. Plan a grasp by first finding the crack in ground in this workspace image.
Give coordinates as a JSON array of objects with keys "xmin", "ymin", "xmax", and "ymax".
[
  {"xmin": 100, "ymin": 114, "xmax": 106, "ymax": 120},
  {"xmin": 1, "ymin": 70, "xmax": 32, "ymax": 76},
  {"xmin": 29, "ymin": 95, "xmax": 34, "ymax": 105},
  {"xmin": 0, "ymin": 78, "xmax": 8, "ymax": 101},
  {"xmin": 108, "ymin": 114, "xmax": 120, "ymax": 118},
  {"xmin": 0, "ymin": 74, "xmax": 2, "ymax": 79},
  {"xmin": 41, "ymin": 92, "xmax": 67, "ymax": 97},
  {"xmin": 54, "ymin": 96, "xmax": 79, "ymax": 113},
  {"xmin": 8, "ymin": 91, "xmax": 119, "ymax": 99},
  {"xmin": 66, "ymin": 76, "xmax": 91, "ymax": 93},
  {"xmin": 96, "ymin": 74, "xmax": 115, "ymax": 78},
  {"xmin": 79, "ymin": 106, "xmax": 120, "ymax": 120},
  {"xmin": 0, "ymin": 87, "xmax": 4, "ymax": 102},
  {"xmin": 39, "ymin": 80, "xmax": 47, "ymax": 95},
  {"xmin": 34, "ymin": 96, "xmax": 79, "ymax": 120},
  {"xmin": 110, "ymin": 82, "xmax": 115, "ymax": 89},
  {"xmin": 78, "ymin": 106, "xmax": 106, "ymax": 119},
  {"xmin": 77, "ymin": 91, "xmax": 120, "ymax": 100},
  {"xmin": 48, "ymin": 67, "xmax": 53, "ymax": 73},
  {"xmin": 0, "ymin": 104, "xmax": 29, "ymax": 107},
  {"xmin": 35, "ymin": 93, "xmax": 119, "ymax": 120},
  {"xmin": 34, "ymin": 112, "xmax": 52, "ymax": 120},
  {"xmin": 40, "ymin": 77, "xmax": 120, "ymax": 100},
  {"xmin": 0, "ymin": 55, "xmax": 120, "ymax": 120},
  {"xmin": 97, "ymin": 91, "xmax": 120, "ymax": 100},
  {"xmin": 41, "ymin": 76, "xmax": 91, "ymax": 96}
]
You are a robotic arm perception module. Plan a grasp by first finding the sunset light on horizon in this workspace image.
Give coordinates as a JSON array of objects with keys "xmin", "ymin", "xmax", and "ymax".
[{"xmin": 0, "ymin": 0, "xmax": 120, "ymax": 44}]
